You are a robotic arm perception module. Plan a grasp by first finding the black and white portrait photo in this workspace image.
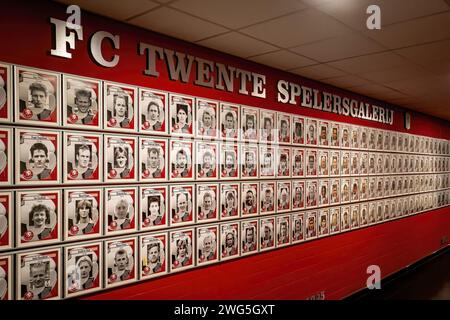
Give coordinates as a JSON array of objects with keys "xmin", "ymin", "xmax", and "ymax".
[
  {"xmin": 105, "ymin": 135, "xmax": 137, "ymax": 182},
  {"xmin": 105, "ymin": 188, "xmax": 137, "ymax": 235},
  {"xmin": 140, "ymin": 233, "xmax": 167, "ymax": 279},
  {"xmin": 197, "ymin": 226, "xmax": 218, "ymax": 265},
  {"xmin": 241, "ymin": 106, "xmax": 258, "ymax": 141},
  {"xmin": 65, "ymin": 189, "xmax": 102, "ymax": 240},
  {"xmin": 17, "ymin": 190, "xmax": 61, "ymax": 248},
  {"xmin": 170, "ymin": 185, "xmax": 194, "ymax": 226},
  {"xmin": 196, "ymin": 184, "xmax": 218, "ymax": 222},
  {"xmin": 139, "ymin": 88, "xmax": 167, "ymax": 134},
  {"xmin": 17, "ymin": 249, "xmax": 61, "ymax": 300},
  {"xmin": 196, "ymin": 141, "xmax": 218, "ymax": 180},
  {"xmin": 15, "ymin": 66, "xmax": 60, "ymax": 126},
  {"xmin": 170, "ymin": 229, "xmax": 194, "ymax": 272},
  {"xmin": 140, "ymin": 186, "xmax": 167, "ymax": 230},
  {"xmin": 104, "ymin": 83, "xmax": 137, "ymax": 131},
  {"xmin": 105, "ymin": 238, "xmax": 136, "ymax": 288},
  {"xmin": 170, "ymin": 140, "xmax": 193, "ymax": 180},
  {"xmin": 64, "ymin": 132, "xmax": 101, "ymax": 183},
  {"xmin": 170, "ymin": 94, "xmax": 193, "ymax": 136},
  {"xmin": 196, "ymin": 99, "xmax": 218, "ymax": 138},
  {"xmin": 65, "ymin": 243, "xmax": 101, "ymax": 297},
  {"xmin": 63, "ymin": 75, "xmax": 101, "ymax": 128},
  {"xmin": 140, "ymin": 138, "xmax": 167, "ymax": 181},
  {"xmin": 16, "ymin": 129, "xmax": 60, "ymax": 184},
  {"xmin": 220, "ymin": 103, "xmax": 239, "ymax": 140}
]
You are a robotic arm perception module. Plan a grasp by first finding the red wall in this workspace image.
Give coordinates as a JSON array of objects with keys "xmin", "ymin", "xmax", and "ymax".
[
  {"xmin": 83, "ymin": 207, "xmax": 450, "ymax": 300},
  {"xmin": 2, "ymin": 0, "xmax": 449, "ymax": 300}
]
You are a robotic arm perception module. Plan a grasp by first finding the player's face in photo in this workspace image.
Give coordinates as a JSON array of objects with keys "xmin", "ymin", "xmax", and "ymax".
[
  {"xmin": 30, "ymin": 264, "xmax": 47, "ymax": 288},
  {"xmin": 320, "ymin": 218, "xmax": 326, "ymax": 229},
  {"xmin": 31, "ymin": 88, "xmax": 47, "ymax": 108},
  {"xmin": 343, "ymin": 129, "xmax": 348, "ymax": 141},
  {"xmin": 78, "ymin": 203, "xmax": 90, "ymax": 220},
  {"xmin": 295, "ymin": 220, "xmax": 301, "ymax": 232},
  {"xmin": 77, "ymin": 148, "xmax": 91, "ymax": 168},
  {"xmin": 245, "ymin": 191, "xmax": 254, "ymax": 207},
  {"xmin": 176, "ymin": 152, "xmax": 187, "ymax": 170},
  {"xmin": 149, "ymin": 200, "xmax": 160, "ymax": 219},
  {"xmin": 148, "ymin": 246, "xmax": 159, "ymax": 263},
  {"xmin": 264, "ymin": 190, "xmax": 272, "ymax": 204},
  {"xmin": 332, "ymin": 214, "xmax": 338, "ymax": 225},
  {"xmin": 203, "ymin": 236, "xmax": 212, "ymax": 253},
  {"xmin": 177, "ymin": 241, "xmax": 187, "ymax": 258},
  {"xmin": 246, "ymin": 228, "xmax": 254, "ymax": 243},
  {"xmin": 281, "ymin": 189, "xmax": 288, "ymax": 202},
  {"xmin": 203, "ymin": 195, "xmax": 212, "ymax": 210},
  {"xmin": 281, "ymin": 223, "xmax": 287, "ymax": 237},
  {"xmin": 246, "ymin": 117, "xmax": 254, "ymax": 130},
  {"xmin": 148, "ymin": 104, "xmax": 159, "ymax": 121},
  {"xmin": 264, "ymin": 154, "xmax": 271, "ymax": 168},
  {"xmin": 32, "ymin": 149, "xmax": 48, "ymax": 168},
  {"xmin": 320, "ymin": 156, "xmax": 326, "ymax": 169},
  {"xmin": 225, "ymin": 114, "xmax": 234, "ymax": 129},
  {"xmin": 308, "ymin": 156, "xmax": 314, "ymax": 170},
  {"xmin": 245, "ymin": 152, "xmax": 254, "ymax": 168},
  {"xmin": 116, "ymin": 152, "xmax": 127, "ymax": 168},
  {"xmin": 148, "ymin": 150, "xmax": 160, "ymax": 169},
  {"xmin": 226, "ymin": 193, "xmax": 235, "ymax": 209},
  {"xmin": 75, "ymin": 93, "xmax": 91, "ymax": 113},
  {"xmin": 114, "ymin": 96, "xmax": 127, "ymax": 117},
  {"xmin": 226, "ymin": 233, "xmax": 234, "ymax": 247},
  {"xmin": 332, "ymin": 128, "xmax": 338, "ymax": 140},
  {"xmin": 280, "ymin": 157, "xmax": 287, "ymax": 171},
  {"xmin": 115, "ymin": 252, "xmax": 128, "ymax": 271},
  {"xmin": 263, "ymin": 226, "xmax": 270, "ymax": 240},
  {"xmin": 203, "ymin": 153, "xmax": 212, "ymax": 169},
  {"xmin": 177, "ymin": 193, "xmax": 187, "ymax": 213},
  {"xmin": 308, "ymin": 125, "xmax": 315, "ymax": 139},
  {"xmin": 308, "ymin": 218, "xmax": 315, "ymax": 230},
  {"xmin": 225, "ymin": 154, "xmax": 234, "ymax": 168},
  {"xmin": 202, "ymin": 112, "xmax": 212, "ymax": 128},
  {"xmin": 332, "ymin": 157, "xmax": 338, "ymax": 169},
  {"xmin": 281, "ymin": 121, "xmax": 288, "ymax": 135},
  {"xmin": 264, "ymin": 118, "xmax": 272, "ymax": 132},
  {"xmin": 320, "ymin": 126, "xmax": 327, "ymax": 139},
  {"xmin": 115, "ymin": 200, "xmax": 128, "ymax": 219},
  {"xmin": 343, "ymin": 156, "xmax": 348, "ymax": 168},
  {"xmin": 32, "ymin": 209, "xmax": 46, "ymax": 228},
  {"xmin": 79, "ymin": 260, "xmax": 92, "ymax": 280},
  {"xmin": 177, "ymin": 108, "xmax": 187, "ymax": 125},
  {"xmin": 332, "ymin": 185, "xmax": 338, "ymax": 197}
]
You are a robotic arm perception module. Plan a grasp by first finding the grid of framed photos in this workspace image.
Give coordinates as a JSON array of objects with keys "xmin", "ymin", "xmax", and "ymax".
[{"xmin": 0, "ymin": 62, "xmax": 449, "ymax": 300}]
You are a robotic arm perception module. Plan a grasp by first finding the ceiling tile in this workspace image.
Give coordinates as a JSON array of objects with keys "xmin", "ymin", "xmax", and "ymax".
[
  {"xmin": 394, "ymin": 39, "xmax": 450, "ymax": 65},
  {"xmin": 170, "ymin": 0, "xmax": 306, "ymax": 29},
  {"xmin": 377, "ymin": 0, "xmax": 449, "ymax": 26},
  {"xmin": 321, "ymin": 74, "xmax": 372, "ymax": 88},
  {"xmin": 240, "ymin": 8, "xmax": 353, "ymax": 48},
  {"xmin": 315, "ymin": 0, "xmax": 450, "ymax": 31},
  {"xmin": 197, "ymin": 32, "xmax": 277, "ymax": 58},
  {"xmin": 290, "ymin": 64, "xmax": 347, "ymax": 80},
  {"xmin": 290, "ymin": 32, "xmax": 386, "ymax": 62},
  {"xmin": 249, "ymin": 50, "xmax": 316, "ymax": 70},
  {"xmin": 328, "ymin": 52, "xmax": 408, "ymax": 75},
  {"xmin": 128, "ymin": 7, "xmax": 228, "ymax": 42},
  {"xmin": 359, "ymin": 63, "xmax": 432, "ymax": 83},
  {"xmin": 350, "ymin": 84, "xmax": 408, "ymax": 100},
  {"xmin": 422, "ymin": 59, "xmax": 450, "ymax": 76},
  {"xmin": 363, "ymin": 11, "xmax": 450, "ymax": 49},
  {"xmin": 56, "ymin": 0, "xmax": 160, "ymax": 20}
]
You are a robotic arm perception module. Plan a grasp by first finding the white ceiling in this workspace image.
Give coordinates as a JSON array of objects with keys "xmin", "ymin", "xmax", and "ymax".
[{"xmin": 55, "ymin": 0, "xmax": 450, "ymax": 120}]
